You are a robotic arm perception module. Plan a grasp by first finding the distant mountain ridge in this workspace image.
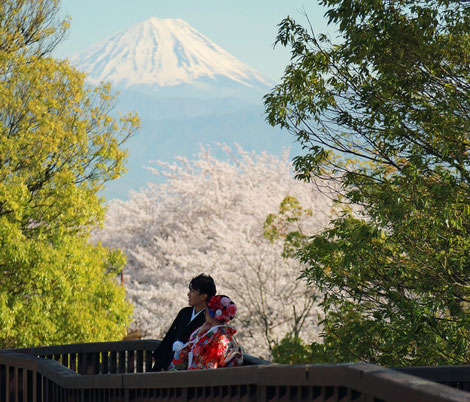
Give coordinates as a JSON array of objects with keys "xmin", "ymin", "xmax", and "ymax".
[
  {"xmin": 70, "ymin": 17, "xmax": 273, "ymax": 99},
  {"xmin": 69, "ymin": 17, "xmax": 296, "ymax": 200}
]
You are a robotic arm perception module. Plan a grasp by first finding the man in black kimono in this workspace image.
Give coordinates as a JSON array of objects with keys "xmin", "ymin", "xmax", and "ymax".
[{"xmin": 151, "ymin": 274, "xmax": 217, "ymax": 371}]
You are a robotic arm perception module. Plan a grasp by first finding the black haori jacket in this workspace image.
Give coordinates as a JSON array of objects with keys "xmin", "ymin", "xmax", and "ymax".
[{"xmin": 151, "ymin": 307, "xmax": 205, "ymax": 371}]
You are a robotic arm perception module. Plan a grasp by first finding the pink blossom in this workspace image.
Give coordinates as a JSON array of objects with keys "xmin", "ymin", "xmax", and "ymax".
[{"xmin": 96, "ymin": 144, "xmax": 332, "ymax": 359}]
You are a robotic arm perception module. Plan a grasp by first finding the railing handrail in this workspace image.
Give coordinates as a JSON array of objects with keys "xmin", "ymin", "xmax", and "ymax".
[
  {"xmin": 1, "ymin": 350, "xmax": 469, "ymax": 401},
  {"xmin": 0, "ymin": 350, "xmax": 80, "ymax": 386},
  {"xmin": 2, "ymin": 339, "xmax": 270, "ymax": 366},
  {"xmin": 394, "ymin": 365, "xmax": 470, "ymax": 384},
  {"xmin": 3, "ymin": 340, "xmax": 161, "ymax": 355}
]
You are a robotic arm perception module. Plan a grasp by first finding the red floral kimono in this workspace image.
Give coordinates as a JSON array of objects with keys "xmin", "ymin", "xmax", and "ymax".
[{"xmin": 170, "ymin": 324, "xmax": 243, "ymax": 370}]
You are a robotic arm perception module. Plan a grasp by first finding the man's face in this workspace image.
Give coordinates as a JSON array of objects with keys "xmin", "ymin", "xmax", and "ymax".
[{"xmin": 187, "ymin": 287, "xmax": 207, "ymax": 307}]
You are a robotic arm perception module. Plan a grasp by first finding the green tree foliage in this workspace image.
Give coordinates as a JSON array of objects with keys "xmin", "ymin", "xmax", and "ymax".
[
  {"xmin": 272, "ymin": 335, "xmax": 314, "ymax": 364},
  {"xmin": 0, "ymin": 0, "xmax": 139, "ymax": 347},
  {"xmin": 264, "ymin": 195, "xmax": 314, "ymax": 259},
  {"xmin": 264, "ymin": 0, "xmax": 470, "ymax": 365}
]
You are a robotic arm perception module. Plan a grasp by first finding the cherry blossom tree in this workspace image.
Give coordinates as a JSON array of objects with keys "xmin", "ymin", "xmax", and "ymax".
[{"xmin": 96, "ymin": 144, "xmax": 334, "ymax": 358}]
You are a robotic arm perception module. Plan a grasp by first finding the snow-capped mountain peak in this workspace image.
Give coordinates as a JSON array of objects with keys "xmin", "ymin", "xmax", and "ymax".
[{"xmin": 70, "ymin": 17, "xmax": 272, "ymax": 91}]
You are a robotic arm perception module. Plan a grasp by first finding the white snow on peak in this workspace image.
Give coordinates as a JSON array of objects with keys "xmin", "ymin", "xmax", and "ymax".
[{"xmin": 70, "ymin": 17, "xmax": 272, "ymax": 89}]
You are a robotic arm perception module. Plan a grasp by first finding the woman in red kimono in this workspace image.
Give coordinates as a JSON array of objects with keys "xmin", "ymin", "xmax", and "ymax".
[{"xmin": 170, "ymin": 295, "xmax": 243, "ymax": 370}]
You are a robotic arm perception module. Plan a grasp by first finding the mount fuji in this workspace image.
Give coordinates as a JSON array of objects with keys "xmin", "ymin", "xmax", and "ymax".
[
  {"xmin": 69, "ymin": 18, "xmax": 298, "ymax": 200},
  {"xmin": 70, "ymin": 17, "xmax": 273, "ymax": 99}
]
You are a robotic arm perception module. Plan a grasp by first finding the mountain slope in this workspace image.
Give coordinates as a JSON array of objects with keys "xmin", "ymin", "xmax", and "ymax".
[
  {"xmin": 68, "ymin": 17, "xmax": 294, "ymax": 200},
  {"xmin": 70, "ymin": 17, "xmax": 272, "ymax": 97},
  {"xmin": 103, "ymin": 103, "xmax": 301, "ymax": 200}
]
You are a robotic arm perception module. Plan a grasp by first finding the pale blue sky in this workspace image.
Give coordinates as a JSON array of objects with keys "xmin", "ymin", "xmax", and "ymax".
[{"xmin": 54, "ymin": 0, "xmax": 334, "ymax": 82}]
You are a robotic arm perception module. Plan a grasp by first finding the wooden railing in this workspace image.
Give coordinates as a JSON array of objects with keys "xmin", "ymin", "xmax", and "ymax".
[
  {"xmin": 395, "ymin": 365, "xmax": 470, "ymax": 393},
  {"xmin": 5, "ymin": 340, "xmax": 267, "ymax": 375},
  {"xmin": 0, "ymin": 341, "xmax": 469, "ymax": 401},
  {"xmin": 6, "ymin": 340, "xmax": 157, "ymax": 375}
]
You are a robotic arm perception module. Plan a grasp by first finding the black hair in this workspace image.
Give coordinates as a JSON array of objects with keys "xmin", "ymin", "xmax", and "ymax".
[{"xmin": 189, "ymin": 273, "xmax": 216, "ymax": 300}]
